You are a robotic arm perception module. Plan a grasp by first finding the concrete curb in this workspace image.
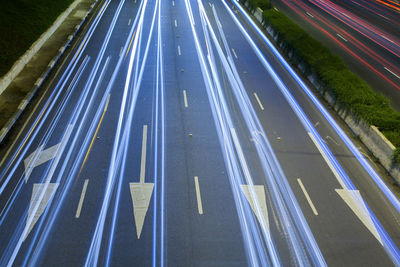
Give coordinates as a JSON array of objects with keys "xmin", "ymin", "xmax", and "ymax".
[
  {"xmin": 0, "ymin": 1, "xmax": 98, "ymax": 144},
  {"xmin": 242, "ymin": 1, "xmax": 400, "ymax": 183},
  {"xmin": 0, "ymin": 0, "xmax": 86, "ymax": 95}
]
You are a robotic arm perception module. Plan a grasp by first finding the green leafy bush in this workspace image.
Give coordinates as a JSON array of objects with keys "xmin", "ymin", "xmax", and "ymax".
[{"xmin": 0, "ymin": 0, "xmax": 74, "ymax": 76}]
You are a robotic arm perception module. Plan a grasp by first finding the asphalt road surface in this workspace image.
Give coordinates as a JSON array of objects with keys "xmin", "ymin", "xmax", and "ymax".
[{"xmin": 0, "ymin": 0, "xmax": 399, "ymax": 266}]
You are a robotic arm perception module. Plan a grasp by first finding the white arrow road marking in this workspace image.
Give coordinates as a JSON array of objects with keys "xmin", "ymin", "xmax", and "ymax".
[
  {"xmin": 336, "ymin": 189, "xmax": 383, "ymax": 245},
  {"xmin": 24, "ymin": 125, "xmax": 73, "ymax": 183},
  {"xmin": 307, "ymin": 132, "xmax": 346, "ymax": 189},
  {"xmin": 24, "ymin": 145, "xmax": 58, "ymax": 183},
  {"xmin": 230, "ymin": 128, "xmax": 270, "ymax": 236},
  {"xmin": 240, "ymin": 185, "xmax": 269, "ymax": 236},
  {"xmin": 130, "ymin": 183, "xmax": 154, "ymax": 239},
  {"xmin": 309, "ymin": 131, "xmax": 383, "ymax": 244},
  {"xmin": 24, "ymin": 183, "xmax": 59, "ymax": 241},
  {"xmin": 129, "ymin": 125, "xmax": 154, "ymax": 239}
]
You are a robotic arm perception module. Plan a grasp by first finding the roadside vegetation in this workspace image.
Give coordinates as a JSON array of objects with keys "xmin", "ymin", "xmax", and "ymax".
[
  {"xmin": 0, "ymin": 0, "xmax": 74, "ymax": 77},
  {"xmin": 241, "ymin": 0, "xmax": 400, "ymax": 163}
]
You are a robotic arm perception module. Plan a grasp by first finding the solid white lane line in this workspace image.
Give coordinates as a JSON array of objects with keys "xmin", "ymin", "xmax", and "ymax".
[
  {"xmin": 231, "ymin": 48, "xmax": 238, "ymax": 59},
  {"xmin": 140, "ymin": 125, "xmax": 148, "ymax": 184},
  {"xmin": 253, "ymin": 92, "xmax": 265, "ymax": 110},
  {"xmin": 183, "ymin": 90, "xmax": 188, "ymax": 107},
  {"xmin": 178, "ymin": 45, "xmax": 181, "ymax": 55},
  {"xmin": 194, "ymin": 176, "xmax": 203, "ymax": 214},
  {"xmin": 75, "ymin": 179, "xmax": 89, "ymax": 218},
  {"xmin": 336, "ymin": 33, "xmax": 348, "ymax": 42},
  {"xmin": 384, "ymin": 67, "xmax": 400, "ymax": 80},
  {"xmin": 307, "ymin": 132, "xmax": 346, "ymax": 189},
  {"xmin": 297, "ymin": 178, "xmax": 318, "ymax": 215},
  {"xmin": 306, "ymin": 12, "xmax": 314, "ymax": 18},
  {"xmin": 174, "ymin": 19, "xmax": 178, "ymax": 27}
]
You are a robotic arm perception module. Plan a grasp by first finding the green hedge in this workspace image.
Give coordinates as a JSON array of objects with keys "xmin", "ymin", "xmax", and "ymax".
[
  {"xmin": 256, "ymin": 8, "xmax": 400, "ymax": 162},
  {"xmin": 0, "ymin": 0, "xmax": 74, "ymax": 77},
  {"xmin": 245, "ymin": 0, "xmax": 270, "ymax": 11}
]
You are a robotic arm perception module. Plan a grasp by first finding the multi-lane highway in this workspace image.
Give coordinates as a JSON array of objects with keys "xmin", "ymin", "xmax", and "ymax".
[
  {"xmin": 271, "ymin": 0, "xmax": 400, "ymax": 111},
  {"xmin": 0, "ymin": 0, "xmax": 399, "ymax": 266}
]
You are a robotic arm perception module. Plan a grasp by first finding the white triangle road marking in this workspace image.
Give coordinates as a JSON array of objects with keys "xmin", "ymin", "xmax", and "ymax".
[
  {"xmin": 24, "ymin": 144, "xmax": 59, "ymax": 183},
  {"xmin": 336, "ymin": 189, "xmax": 383, "ymax": 245},
  {"xmin": 23, "ymin": 125, "xmax": 73, "ymax": 183},
  {"xmin": 24, "ymin": 183, "xmax": 59, "ymax": 241},
  {"xmin": 129, "ymin": 183, "xmax": 154, "ymax": 239},
  {"xmin": 241, "ymin": 185, "xmax": 269, "ymax": 237}
]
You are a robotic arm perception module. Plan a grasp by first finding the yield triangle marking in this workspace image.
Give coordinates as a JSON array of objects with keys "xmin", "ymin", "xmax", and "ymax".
[
  {"xmin": 336, "ymin": 189, "xmax": 383, "ymax": 245},
  {"xmin": 130, "ymin": 183, "xmax": 154, "ymax": 239},
  {"xmin": 24, "ymin": 183, "xmax": 59, "ymax": 241},
  {"xmin": 241, "ymin": 185, "xmax": 269, "ymax": 236},
  {"xmin": 23, "ymin": 125, "xmax": 73, "ymax": 183}
]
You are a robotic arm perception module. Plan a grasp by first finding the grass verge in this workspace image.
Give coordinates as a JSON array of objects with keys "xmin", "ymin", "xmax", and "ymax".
[{"xmin": 0, "ymin": 0, "xmax": 74, "ymax": 77}]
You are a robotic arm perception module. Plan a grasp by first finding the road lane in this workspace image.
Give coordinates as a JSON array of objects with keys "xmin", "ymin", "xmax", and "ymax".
[{"xmin": 0, "ymin": 0, "xmax": 399, "ymax": 266}]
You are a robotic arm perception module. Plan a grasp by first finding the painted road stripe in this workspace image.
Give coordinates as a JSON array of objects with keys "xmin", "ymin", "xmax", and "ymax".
[
  {"xmin": 79, "ymin": 94, "xmax": 110, "ymax": 175},
  {"xmin": 336, "ymin": 33, "xmax": 348, "ymax": 42},
  {"xmin": 384, "ymin": 67, "xmax": 400, "ymax": 80},
  {"xmin": 194, "ymin": 176, "xmax": 203, "ymax": 214},
  {"xmin": 174, "ymin": 19, "xmax": 178, "ymax": 27},
  {"xmin": 183, "ymin": 90, "xmax": 188, "ymax": 108},
  {"xmin": 381, "ymin": 35, "xmax": 394, "ymax": 43},
  {"xmin": 308, "ymin": 132, "xmax": 346, "ymax": 189},
  {"xmin": 306, "ymin": 12, "xmax": 314, "ymax": 18},
  {"xmin": 253, "ymin": 92, "xmax": 264, "ymax": 110},
  {"xmin": 125, "ymin": 31, "xmax": 136, "ymax": 58},
  {"xmin": 75, "ymin": 179, "xmax": 89, "ymax": 218},
  {"xmin": 128, "ymin": 19, "xmax": 131, "ymax": 25},
  {"xmin": 172, "ymin": 0, "xmax": 175, "ymax": 6},
  {"xmin": 178, "ymin": 45, "xmax": 181, "ymax": 56},
  {"xmin": 231, "ymin": 48, "xmax": 238, "ymax": 59},
  {"xmin": 378, "ymin": 14, "xmax": 389, "ymax": 20},
  {"xmin": 297, "ymin": 178, "xmax": 318, "ymax": 215}
]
